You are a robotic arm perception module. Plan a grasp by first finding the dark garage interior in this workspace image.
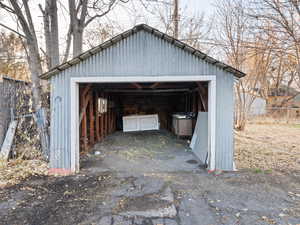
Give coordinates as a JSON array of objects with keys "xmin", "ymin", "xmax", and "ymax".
[{"xmin": 79, "ymin": 81, "xmax": 208, "ymax": 153}]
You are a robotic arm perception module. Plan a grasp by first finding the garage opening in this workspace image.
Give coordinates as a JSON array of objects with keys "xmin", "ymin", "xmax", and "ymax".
[{"xmin": 77, "ymin": 81, "xmax": 209, "ymax": 168}]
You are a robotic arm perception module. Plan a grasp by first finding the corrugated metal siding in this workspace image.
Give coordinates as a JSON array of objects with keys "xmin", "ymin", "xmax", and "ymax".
[
  {"xmin": 50, "ymin": 30, "xmax": 234, "ymax": 170},
  {"xmin": 215, "ymin": 70, "xmax": 235, "ymax": 170}
]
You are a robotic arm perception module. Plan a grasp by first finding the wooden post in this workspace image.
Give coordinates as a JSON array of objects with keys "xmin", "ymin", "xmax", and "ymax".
[
  {"xmin": 100, "ymin": 92, "xmax": 104, "ymax": 140},
  {"xmin": 89, "ymin": 91, "xmax": 95, "ymax": 146},
  {"xmin": 112, "ymin": 96, "xmax": 116, "ymax": 132},
  {"xmin": 192, "ymin": 92, "xmax": 197, "ymax": 133},
  {"xmin": 107, "ymin": 95, "xmax": 111, "ymax": 134},
  {"xmin": 109, "ymin": 96, "xmax": 113, "ymax": 133},
  {"xmin": 81, "ymin": 88, "xmax": 88, "ymax": 151},
  {"xmin": 95, "ymin": 91, "xmax": 100, "ymax": 142},
  {"xmin": 103, "ymin": 93, "xmax": 107, "ymax": 138},
  {"xmin": 110, "ymin": 98, "xmax": 115, "ymax": 133},
  {"xmin": 105, "ymin": 94, "xmax": 109, "ymax": 137}
]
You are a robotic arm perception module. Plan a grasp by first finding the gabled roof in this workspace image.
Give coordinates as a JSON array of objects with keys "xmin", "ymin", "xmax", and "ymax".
[{"xmin": 40, "ymin": 24, "xmax": 246, "ymax": 79}]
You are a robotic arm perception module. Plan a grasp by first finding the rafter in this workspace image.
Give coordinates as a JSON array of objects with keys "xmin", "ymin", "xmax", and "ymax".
[
  {"xmin": 150, "ymin": 82, "xmax": 160, "ymax": 89},
  {"xmin": 131, "ymin": 83, "xmax": 143, "ymax": 89}
]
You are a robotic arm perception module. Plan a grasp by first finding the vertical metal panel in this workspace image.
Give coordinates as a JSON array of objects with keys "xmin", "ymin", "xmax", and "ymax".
[
  {"xmin": 215, "ymin": 69, "xmax": 234, "ymax": 170},
  {"xmin": 50, "ymin": 30, "xmax": 235, "ymax": 170},
  {"xmin": 191, "ymin": 112, "xmax": 209, "ymax": 164}
]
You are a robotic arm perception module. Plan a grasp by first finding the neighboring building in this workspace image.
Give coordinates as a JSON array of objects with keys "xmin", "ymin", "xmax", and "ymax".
[
  {"xmin": 267, "ymin": 85, "xmax": 300, "ymax": 118},
  {"xmin": 248, "ymin": 95, "xmax": 267, "ymax": 116},
  {"xmin": 40, "ymin": 24, "xmax": 246, "ymax": 174},
  {"xmin": 267, "ymin": 85, "xmax": 300, "ymax": 107}
]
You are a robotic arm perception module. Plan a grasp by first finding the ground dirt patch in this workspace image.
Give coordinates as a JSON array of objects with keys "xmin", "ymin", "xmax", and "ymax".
[
  {"xmin": 0, "ymin": 159, "xmax": 48, "ymax": 188},
  {"xmin": 235, "ymin": 123, "xmax": 300, "ymax": 171}
]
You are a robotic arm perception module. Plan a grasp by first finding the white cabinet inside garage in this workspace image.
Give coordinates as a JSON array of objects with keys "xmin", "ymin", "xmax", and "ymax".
[{"xmin": 123, "ymin": 114, "xmax": 159, "ymax": 132}]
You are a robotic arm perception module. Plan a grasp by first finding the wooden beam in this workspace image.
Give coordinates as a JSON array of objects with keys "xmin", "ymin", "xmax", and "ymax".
[
  {"xmin": 82, "ymin": 84, "xmax": 92, "ymax": 97},
  {"xmin": 131, "ymin": 83, "xmax": 143, "ymax": 89},
  {"xmin": 197, "ymin": 90, "xmax": 206, "ymax": 112},
  {"xmin": 196, "ymin": 82, "xmax": 208, "ymax": 112},
  {"xmin": 103, "ymin": 88, "xmax": 190, "ymax": 93},
  {"xmin": 150, "ymin": 82, "xmax": 160, "ymax": 89},
  {"xmin": 79, "ymin": 94, "xmax": 92, "ymax": 124},
  {"xmin": 196, "ymin": 82, "xmax": 206, "ymax": 94}
]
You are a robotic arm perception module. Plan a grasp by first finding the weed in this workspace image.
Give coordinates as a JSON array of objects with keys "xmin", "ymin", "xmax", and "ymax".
[
  {"xmin": 253, "ymin": 168, "xmax": 263, "ymax": 173},
  {"xmin": 264, "ymin": 169, "xmax": 272, "ymax": 174}
]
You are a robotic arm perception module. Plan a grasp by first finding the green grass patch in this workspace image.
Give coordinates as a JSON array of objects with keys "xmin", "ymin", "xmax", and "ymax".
[
  {"xmin": 264, "ymin": 169, "xmax": 272, "ymax": 174},
  {"xmin": 253, "ymin": 168, "xmax": 272, "ymax": 174},
  {"xmin": 253, "ymin": 168, "xmax": 263, "ymax": 173}
]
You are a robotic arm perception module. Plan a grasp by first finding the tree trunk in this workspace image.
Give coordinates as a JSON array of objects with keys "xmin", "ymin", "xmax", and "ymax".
[
  {"xmin": 43, "ymin": 0, "xmax": 59, "ymax": 68},
  {"xmin": 73, "ymin": 27, "xmax": 83, "ymax": 57},
  {"xmin": 173, "ymin": 0, "xmax": 179, "ymax": 38},
  {"xmin": 26, "ymin": 40, "xmax": 43, "ymax": 110},
  {"xmin": 49, "ymin": 0, "xmax": 59, "ymax": 66},
  {"xmin": 27, "ymin": 39, "xmax": 49, "ymax": 159},
  {"xmin": 68, "ymin": 0, "xmax": 84, "ymax": 57}
]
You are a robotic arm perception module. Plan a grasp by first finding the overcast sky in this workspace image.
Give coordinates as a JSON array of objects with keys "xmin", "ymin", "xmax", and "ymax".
[
  {"xmin": 186, "ymin": 0, "xmax": 214, "ymax": 15},
  {"xmin": 0, "ymin": 0, "xmax": 215, "ymax": 53},
  {"xmin": 0, "ymin": 0, "xmax": 215, "ymax": 29}
]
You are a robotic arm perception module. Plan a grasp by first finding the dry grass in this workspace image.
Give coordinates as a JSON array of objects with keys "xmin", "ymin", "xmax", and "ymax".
[
  {"xmin": 235, "ymin": 122, "xmax": 300, "ymax": 171},
  {"xmin": 0, "ymin": 159, "xmax": 48, "ymax": 188}
]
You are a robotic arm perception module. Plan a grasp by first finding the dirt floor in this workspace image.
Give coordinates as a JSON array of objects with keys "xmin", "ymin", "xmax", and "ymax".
[{"xmin": 0, "ymin": 129, "xmax": 300, "ymax": 225}]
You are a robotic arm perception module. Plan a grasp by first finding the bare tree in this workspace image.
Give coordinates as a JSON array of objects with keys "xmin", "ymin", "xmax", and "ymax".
[
  {"xmin": 0, "ymin": 0, "xmax": 44, "ymax": 110},
  {"xmin": 39, "ymin": 0, "xmax": 60, "ymax": 69},
  {"xmin": 68, "ymin": 0, "xmax": 129, "ymax": 57},
  {"xmin": 248, "ymin": 0, "xmax": 300, "ymax": 107},
  {"xmin": 84, "ymin": 23, "xmax": 116, "ymax": 48},
  {"xmin": 0, "ymin": 0, "xmax": 61, "ymax": 157},
  {"xmin": 131, "ymin": 0, "xmax": 212, "ymax": 52},
  {"xmin": 212, "ymin": 0, "xmax": 300, "ymax": 129},
  {"xmin": 249, "ymin": 0, "xmax": 300, "ymax": 88},
  {"xmin": 214, "ymin": 0, "xmax": 251, "ymax": 130},
  {"xmin": 179, "ymin": 14, "xmax": 212, "ymax": 53},
  {"xmin": 0, "ymin": 32, "xmax": 29, "ymax": 80}
]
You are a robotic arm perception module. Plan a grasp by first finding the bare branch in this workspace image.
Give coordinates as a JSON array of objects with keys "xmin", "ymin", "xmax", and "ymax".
[
  {"xmin": 0, "ymin": 1, "xmax": 15, "ymax": 13},
  {"xmin": 0, "ymin": 22, "xmax": 27, "ymax": 39},
  {"xmin": 84, "ymin": 0, "xmax": 117, "ymax": 27},
  {"xmin": 63, "ymin": 26, "xmax": 72, "ymax": 62}
]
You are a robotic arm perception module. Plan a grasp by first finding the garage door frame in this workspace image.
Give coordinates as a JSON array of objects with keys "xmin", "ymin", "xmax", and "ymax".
[{"xmin": 70, "ymin": 75, "xmax": 216, "ymax": 172}]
